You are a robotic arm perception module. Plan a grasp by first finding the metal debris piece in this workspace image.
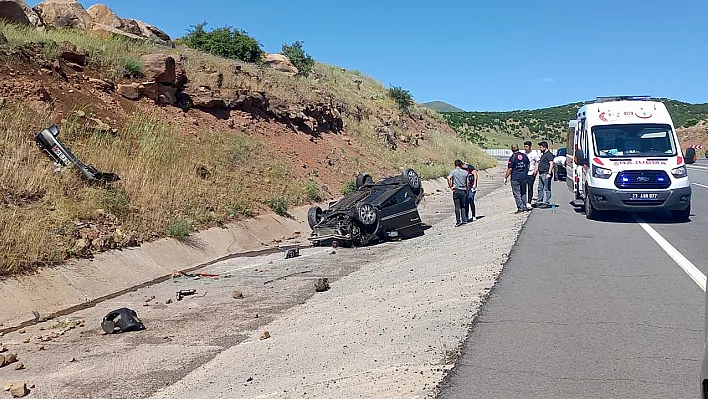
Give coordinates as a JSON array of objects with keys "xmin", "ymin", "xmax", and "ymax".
[
  {"xmin": 100, "ymin": 308, "xmax": 144, "ymax": 334},
  {"xmin": 284, "ymin": 247, "xmax": 300, "ymax": 259},
  {"xmin": 176, "ymin": 289, "xmax": 197, "ymax": 301}
]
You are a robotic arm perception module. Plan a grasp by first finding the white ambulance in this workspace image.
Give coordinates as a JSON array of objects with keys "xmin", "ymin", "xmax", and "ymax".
[{"xmin": 565, "ymin": 96, "xmax": 691, "ymax": 220}]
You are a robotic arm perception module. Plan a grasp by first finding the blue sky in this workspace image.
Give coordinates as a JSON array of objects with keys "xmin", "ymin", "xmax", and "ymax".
[{"xmin": 62, "ymin": 0, "xmax": 708, "ymax": 111}]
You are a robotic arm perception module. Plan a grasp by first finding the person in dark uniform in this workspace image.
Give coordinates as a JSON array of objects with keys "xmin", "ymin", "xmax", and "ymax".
[{"xmin": 504, "ymin": 144, "xmax": 531, "ymax": 213}]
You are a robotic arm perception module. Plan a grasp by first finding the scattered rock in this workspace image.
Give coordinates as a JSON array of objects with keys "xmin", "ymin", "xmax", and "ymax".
[
  {"xmin": 88, "ymin": 78, "xmax": 113, "ymax": 92},
  {"xmin": 4, "ymin": 381, "xmax": 29, "ymax": 398},
  {"xmin": 0, "ymin": 353, "xmax": 17, "ymax": 367},
  {"xmin": 259, "ymin": 331, "xmax": 270, "ymax": 340},
  {"xmin": 201, "ymin": 70, "xmax": 223, "ymax": 90},
  {"xmin": 0, "ymin": 346, "xmax": 5, "ymax": 353},
  {"xmin": 0, "ymin": 0, "xmax": 42, "ymax": 27},
  {"xmin": 14, "ymin": 363, "xmax": 24, "ymax": 370},
  {"xmin": 195, "ymin": 164, "xmax": 209, "ymax": 179},
  {"xmin": 17, "ymin": 330, "xmax": 25, "ymax": 334},
  {"xmin": 231, "ymin": 290, "xmax": 244, "ymax": 299},
  {"xmin": 144, "ymin": 296, "xmax": 155, "ymax": 303},
  {"xmin": 58, "ymin": 41, "xmax": 86, "ymax": 66},
  {"xmin": 165, "ymin": 298, "xmax": 172, "ymax": 305},
  {"xmin": 140, "ymin": 53, "xmax": 176, "ymax": 84},
  {"xmin": 86, "ymin": 3, "xmax": 120, "ymax": 28},
  {"xmin": 68, "ymin": 357, "xmax": 76, "ymax": 362},
  {"xmin": 315, "ymin": 278, "xmax": 330, "ymax": 292},
  {"xmin": 116, "ymin": 83, "xmax": 141, "ymax": 100},
  {"xmin": 263, "ymin": 53, "xmax": 298, "ymax": 75},
  {"xmin": 33, "ymin": 0, "xmax": 93, "ymax": 29}
]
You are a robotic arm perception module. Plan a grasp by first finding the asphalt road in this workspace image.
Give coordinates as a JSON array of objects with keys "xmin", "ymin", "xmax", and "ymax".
[{"xmin": 439, "ymin": 168, "xmax": 708, "ymax": 398}]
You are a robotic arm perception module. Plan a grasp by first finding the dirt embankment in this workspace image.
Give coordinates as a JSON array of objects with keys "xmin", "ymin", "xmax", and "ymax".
[{"xmin": 0, "ymin": 22, "xmax": 494, "ymax": 275}]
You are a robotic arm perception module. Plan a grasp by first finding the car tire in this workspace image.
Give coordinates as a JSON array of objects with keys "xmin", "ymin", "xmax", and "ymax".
[
  {"xmin": 686, "ymin": 148, "xmax": 696, "ymax": 164},
  {"xmin": 307, "ymin": 206, "xmax": 323, "ymax": 229},
  {"xmin": 356, "ymin": 173, "xmax": 374, "ymax": 189},
  {"xmin": 356, "ymin": 202, "xmax": 377, "ymax": 226},
  {"xmin": 402, "ymin": 168, "xmax": 421, "ymax": 191},
  {"xmin": 584, "ymin": 188, "xmax": 598, "ymax": 220},
  {"xmin": 671, "ymin": 204, "xmax": 691, "ymax": 222}
]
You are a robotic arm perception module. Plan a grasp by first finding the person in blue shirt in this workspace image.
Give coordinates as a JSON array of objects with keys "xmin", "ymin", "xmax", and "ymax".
[
  {"xmin": 504, "ymin": 144, "xmax": 532, "ymax": 213},
  {"xmin": 462, "ymin": 162, "xmax": 478, "ymax": 221}
]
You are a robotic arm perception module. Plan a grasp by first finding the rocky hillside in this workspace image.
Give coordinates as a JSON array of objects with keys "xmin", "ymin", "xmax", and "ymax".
[{"xmin": 0, "ymin": 1, "xmax": 493, "ymax": 275}]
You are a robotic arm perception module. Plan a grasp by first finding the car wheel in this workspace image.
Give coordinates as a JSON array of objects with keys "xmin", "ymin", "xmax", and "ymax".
[
  {"xmin": 402, "ymin": 168, "xmax": 421, "ymax": 191},
  {"xmin": 356, "ymin": 202, "xmax": 377, "ymax": 226},
  {"xmin": 671, "ymin": 204, "xmax": 691, "ymax": 221},
  {"xmin": 584, "ymin": 189, "xmax": 598, "ymax": 220},
  {"xmin": 307, "ymin": 206, "xmax": 323, "ymax": 229},
  {"xmin": 686, "ymin": 148, "xmax": 696, "ymax": 164},
  {"xmin": 356, "ymin": 173, "xmax": 374, "ymax": 189}
]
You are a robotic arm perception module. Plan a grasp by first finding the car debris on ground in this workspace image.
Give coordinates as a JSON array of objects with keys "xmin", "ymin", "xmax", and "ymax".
[
  {"xmin": 35, "ymin": 125, "xmax": 119, "ymax": 184},
  {"xmin": 315, "ymin": 278, "xmax": 330, "ymax": 292},
  {"xmin": 175, "ymin": 289, "xmax": 197, "ymax": 301},
  {"xmin": 284, "ymin": 247, "xmax": 300, "ymax": 259},
  {"xmin": 100, "ymin": 308, "xmax": 144, "ymax": 334}
]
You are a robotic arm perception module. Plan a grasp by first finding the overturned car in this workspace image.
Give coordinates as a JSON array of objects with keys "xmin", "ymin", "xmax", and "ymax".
[{"xmin": 308, "ymin": 168, "xmax": 425, "ymax": 247}]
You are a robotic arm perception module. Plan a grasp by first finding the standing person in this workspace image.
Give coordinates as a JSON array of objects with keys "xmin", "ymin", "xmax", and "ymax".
[
  {"xmin": 463, "ymin": 162, "xmax": 479, "ymax": 222},
  {"xmin": 524, "ymin": 141, "xmax": 540, "ymax": 208},
  {"xmin": 504, "ymin": 145, "xmax": 531, "ymax": 213},
  {"xmin": 536, "ymin": 141, "xmax": 555, "ymax": 208},
  {"xmin": 448, "ymin": 159, "xmax": 470, "ymax": 227}
]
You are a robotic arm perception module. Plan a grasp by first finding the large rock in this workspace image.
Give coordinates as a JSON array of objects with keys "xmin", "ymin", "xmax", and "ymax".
[
  {"xmin": 0, "ymin": 0, "xmax": 41, "ymax": 26},
  {"xmin": 86, "ymin": 3, "xmax": 120, "ymax": 28},
  {"xmin": 263, "ymin": 53, "xmax": 298, "ymax": 75},
  {"xmin": 33, "ymin": 0, "xmax": 93, "ymax": 29},
  {"xmin": 117, "ymin": 83, "xmax": 141, "ymax": 100},
  {"xmin": 140, "ymin": 53, "xmax": 175, "ymax": 84}
]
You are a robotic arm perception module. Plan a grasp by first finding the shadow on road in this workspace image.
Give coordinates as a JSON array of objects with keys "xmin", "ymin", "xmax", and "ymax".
[{"xmin": 567, "ymin": 203, "xmax": 693, "ymax": 225}]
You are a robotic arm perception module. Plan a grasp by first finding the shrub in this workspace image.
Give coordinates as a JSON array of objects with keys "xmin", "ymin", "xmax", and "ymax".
[
  {"xmin": 179, "ymin": 22, "xmax": 263, "ymax": 63},
  {"xmin": 305, "ymin": 181, "xmax": 321, "ymax": 202},
  {"xmin": 265, "ymin": 196, "xmax": 289, "ymax": 216},
  {"xmin": 341, "ymin": 180, "xmax": 356, "ymax": 195},
  {"xmin": 281, "ymin": 41, "xmax": 315, "ymax": 77},
  {"xmin": 388, "ymin": 85, "xmax": 414, "ymax": 114},
  {"xmin": 168, "ymin": 217, "xmax": 193, "ymax": 239},
  {"xmin": 123, "ymin": 57, "xmax": 144, "ymax": 78}
]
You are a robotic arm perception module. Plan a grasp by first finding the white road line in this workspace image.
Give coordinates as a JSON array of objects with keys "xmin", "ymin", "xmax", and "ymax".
[
  {"xmin": 688, "ymin": 165, "xmax": 708, "ymax": 171},
  {"xmin": 633, "ymin": 215, "xmax": 706, "ymax": 292},
  {"xmin": 693, "ymin": 182, "xmax": 708, "ymax": 189}
]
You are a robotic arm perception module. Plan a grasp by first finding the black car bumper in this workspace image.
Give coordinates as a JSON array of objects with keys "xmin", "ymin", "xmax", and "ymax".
[{"xmin": 588, "ymin": 186, "xmax": 691, "ymax": 211}]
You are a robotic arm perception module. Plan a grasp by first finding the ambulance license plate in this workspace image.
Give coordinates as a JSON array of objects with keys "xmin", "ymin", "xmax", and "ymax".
[{"xmin": 631, "ymin": 193, "xmax": 658, "ymax": 200}]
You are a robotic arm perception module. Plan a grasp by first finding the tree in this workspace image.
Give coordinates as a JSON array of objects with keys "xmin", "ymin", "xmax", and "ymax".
[
  {"xmin": 387, "ymin": 85, "xmax": 414, "ymax": 114},
  {"xmin": 281, "ymin": 41, "xmax": 315, "ymax": 77},
  {"xmin": 179, "ymin": 22, "xmax": 263, "ymax": 63}
]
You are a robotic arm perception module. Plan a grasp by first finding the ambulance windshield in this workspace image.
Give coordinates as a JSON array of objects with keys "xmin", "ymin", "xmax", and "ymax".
[{"xmin": 592, "ymin": 124, "xmax": 676, "ymax": 157}]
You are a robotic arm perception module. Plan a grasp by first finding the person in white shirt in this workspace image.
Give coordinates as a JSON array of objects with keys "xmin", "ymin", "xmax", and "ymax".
[{"xmin": 524, "ymin": 141, "xmax": 541, "ymax": 208}]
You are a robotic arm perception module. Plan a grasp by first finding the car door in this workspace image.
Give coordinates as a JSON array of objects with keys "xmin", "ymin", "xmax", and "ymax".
[{"xmin": 378, "ymin": 187, "xmax": 421, "ymax": 232}]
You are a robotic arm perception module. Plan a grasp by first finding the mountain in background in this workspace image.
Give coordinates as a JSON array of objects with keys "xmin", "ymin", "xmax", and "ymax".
[
  {"xmin": 422, "ymin": 101, "xmax": 465, "ymax": 112},
  {"xmin": 441, "ymin": 99, "xmax": 708, "ymax": 149}
]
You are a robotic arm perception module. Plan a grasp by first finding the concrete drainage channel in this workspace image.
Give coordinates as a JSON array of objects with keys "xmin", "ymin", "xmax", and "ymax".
[{"xmin": 0, "ymin": 169, "xmax": 527, "ymax": 399}]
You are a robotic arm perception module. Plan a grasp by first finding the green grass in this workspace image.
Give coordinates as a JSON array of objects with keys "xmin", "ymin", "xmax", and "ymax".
[
  {"xmin": 168, "ymin": 217, "xmax": 193, "ymax": 239},
  {"xmin": 265, "ymin": 196, "xmax": 289, "ymax": 216},
  {"xmin": 341, "ymin": 180, "xmax": 356, "ymax": 195}
]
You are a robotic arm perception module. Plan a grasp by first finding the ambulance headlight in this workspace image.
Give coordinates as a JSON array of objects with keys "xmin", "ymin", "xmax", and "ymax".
[
  {"xmin": 671, "ymin": 166, "xmax": 687, "ymax": 178},
  {"xmin": 592, "ymin": 165, "xmax": 613, "ymax": 179}
]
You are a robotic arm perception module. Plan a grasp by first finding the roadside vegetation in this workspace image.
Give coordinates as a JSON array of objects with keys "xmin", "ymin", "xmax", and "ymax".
[
  {"xmin": 441, "ymin": 99, "xmax": 708, "ymax": 149},
  {"xmin": 0, "ymin": 20, "xmax": 493, "ymax": 275}
]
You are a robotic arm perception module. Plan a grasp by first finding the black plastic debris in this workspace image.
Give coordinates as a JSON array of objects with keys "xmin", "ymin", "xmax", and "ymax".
[
  {"xmin": 176, "ymin": 289, "xmax": 197, "ymax": 301},
  {"xmin": 285, "ymin": 247, "xmax": 300, "ymax": 259},
  {"xmin": 35, "ymin": 125, "xmax": 120, "ymax": 183},
  {"xmin": 315, "ymin": 278, "xmax": 330, "ymax": 292},
  {"xmin": 101, "ymin": 308, "xmax": 145, "ymax": 334}
]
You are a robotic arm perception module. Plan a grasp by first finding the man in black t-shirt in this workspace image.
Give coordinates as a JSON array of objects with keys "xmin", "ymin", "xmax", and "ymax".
[
  {"xmin": 504, "ymin": 144, "xmax": 531, "ymax": 213},
  {"xmin": 535, "ymin": 141, "xmax": 554, "ymax": 208}
]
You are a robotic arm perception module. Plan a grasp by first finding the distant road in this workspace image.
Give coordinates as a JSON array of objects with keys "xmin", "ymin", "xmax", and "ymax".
[{"xmin": 440, "ymin": 169, "xmax": 708, "ymax": 398}]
